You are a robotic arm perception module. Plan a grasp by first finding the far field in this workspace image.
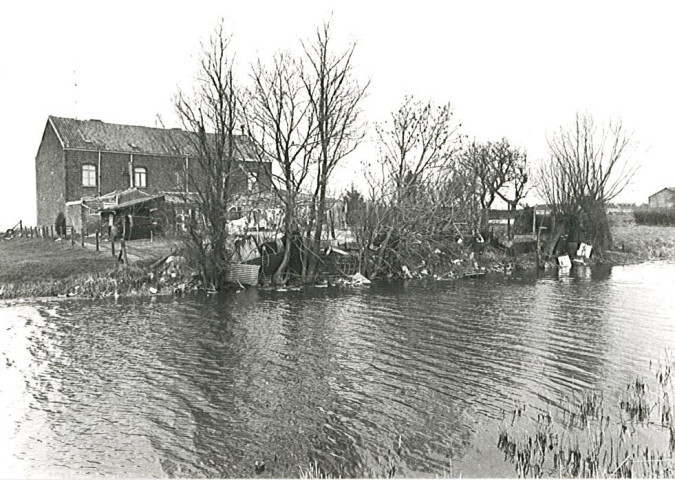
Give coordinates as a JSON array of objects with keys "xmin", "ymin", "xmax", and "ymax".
[{"xmin": 610, "ymin": 213, "xmax": 675, "ymax": 260}]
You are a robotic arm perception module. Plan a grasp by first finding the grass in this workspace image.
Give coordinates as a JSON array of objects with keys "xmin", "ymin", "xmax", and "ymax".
[
  {"xmin": 609, "ymin": 213, "xmax": 675, "ymax": 261},
  {"xmin": 0, "ymin": 236, "xmax": 185, "ymax": 299},
  {"xmin": 0, "ymin": 237, "xmax": 116, "ymax": 283}
]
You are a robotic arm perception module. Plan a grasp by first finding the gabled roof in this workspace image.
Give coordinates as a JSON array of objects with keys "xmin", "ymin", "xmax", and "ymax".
[
  {"xmin": 649, "ymin": 187, "xmax": 675, "ymax": 198},
  {"xmin": 47, "ymin": 115, "xmax": 257, "ymax": 159}
]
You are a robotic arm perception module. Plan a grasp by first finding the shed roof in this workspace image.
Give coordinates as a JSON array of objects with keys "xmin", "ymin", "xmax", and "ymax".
[
  {"xmin": 100, "ymin": 194, "xmax": 165, "ymax": 213},
  {"xmin": 48, "ymin": 116, "xmax": 257, "ymax": 159}
]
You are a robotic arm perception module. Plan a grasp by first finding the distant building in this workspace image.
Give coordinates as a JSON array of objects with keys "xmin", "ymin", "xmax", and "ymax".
[
  {"xmin": 35, "ymin": 116, "xmax": 271, "ymax": 228},
  {"xmin": 606, "ymin": 203, "xmax": 636, "ymax": 214},
  {"xmin": 648, "ymin": 188, "xmax": 675, "ymax": 209}
]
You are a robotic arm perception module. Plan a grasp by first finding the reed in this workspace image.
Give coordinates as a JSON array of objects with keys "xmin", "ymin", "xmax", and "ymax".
[
  {"xmin": 497, "ymin": 354, "xmax": 675, "ymax": 478},
  {"xmin": 299, "ymin": 461, "xmax": 335, "ymax": 479}
]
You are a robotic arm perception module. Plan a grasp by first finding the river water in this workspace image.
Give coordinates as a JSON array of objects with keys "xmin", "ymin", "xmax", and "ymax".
[{"xmin": 1, "ymin": 261, "xmax": 674, "ymax": 478}]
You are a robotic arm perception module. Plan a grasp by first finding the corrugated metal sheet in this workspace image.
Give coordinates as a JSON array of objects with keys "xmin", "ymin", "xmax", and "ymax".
[
  {"xmin": 224, "ymin": 264, "xmax": 260, "ymax": 286},
  {"xmin": 49, "ymin": 116, "xmax": 257, "ymax": 159},
  {"xmin": 100, "ymin": 195, "xmax": 165, "ymax": 213}
]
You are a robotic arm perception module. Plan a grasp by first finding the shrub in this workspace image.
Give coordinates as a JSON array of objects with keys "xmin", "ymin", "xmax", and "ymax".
[
  {"xmin": 55, "ymin": 212, "xmax": 67, "ymax": 236},
  {"xmin": 634, "ymin": 208, "xmax": 675, "ymax": 226}
]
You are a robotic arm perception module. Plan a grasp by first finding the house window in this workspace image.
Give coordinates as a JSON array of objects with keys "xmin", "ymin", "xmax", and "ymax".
[
  {"xmin": 82, "ymin": 164, "xmax": 96, "ymax": 187},
  {"xmin": 134, "ymin": 167, "xmax": 147, "ymax": 188}
]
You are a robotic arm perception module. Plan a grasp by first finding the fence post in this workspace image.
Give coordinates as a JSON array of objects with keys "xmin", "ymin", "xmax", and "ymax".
[
  {"xmin": 71, "ymin": 227, "xmax": 75, "ymax": 246},
  {"xmin": 122, "ymin": 238, "xmax": 128, "ymax": 265},
  {"xmin": 111, "ymin": 236, "xmax": 115, "ymax": 257},
  {"xmin": 19, "ymin": 220, "xmax": 23, "ymax": 237},
  {"xmin": 81, "ymin": 227, "xmax": 85, "ymax": 247},
  {"xmin": 30, "ymin": 227, "xmax": 34, "ymax": 238},
  {"xmin": 51, "ymin": 225, "xmax": 54, "ymax": 239},
  {"xmin": 96, "ymin": 230, "xmax": 100, "ymax": 252}
]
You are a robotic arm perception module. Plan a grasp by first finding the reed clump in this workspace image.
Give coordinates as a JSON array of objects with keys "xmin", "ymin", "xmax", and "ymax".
[
  {"xmin": 0, "ymin": 263, "xmax": 200, "ymax": 300},
  {"xmin": 497, "ymin": 354, "xmax": 675, "ymax": 478}
]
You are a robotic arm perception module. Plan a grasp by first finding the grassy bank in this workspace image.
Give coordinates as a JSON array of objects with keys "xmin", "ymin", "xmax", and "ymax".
[
  {"xmin": 0, "ymin": 237, "xmax": 191, "ymax": 300},
  {"xmin": 0, "ymin": 237, "xmax": 117, "ymax": 284}
]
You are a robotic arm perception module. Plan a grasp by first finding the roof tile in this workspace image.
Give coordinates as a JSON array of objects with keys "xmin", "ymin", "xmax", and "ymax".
[{"xmin": 48, "ymin": 116, "xmax": 256, "ymax": 159}]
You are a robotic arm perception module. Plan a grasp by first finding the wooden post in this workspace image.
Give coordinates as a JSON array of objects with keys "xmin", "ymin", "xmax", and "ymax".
[
  {"xmin": 71, "ymin": 227, "xmax": 75, "ymax": 246},
  {"xmin": 536, "ymin": 226, "xmax": 548, "ymax": 268},
  {"xmin": 81, "ymin": 227, "xmax": 85, "ymax": 247},
  {"xmin": 111, "ymin": 236, "xmax": 115, "ymax": 257},
  {"xmin": 150, "ymin": 230, "xmax": 153, "ymax": 242},
  {"xmin": 51, "ymin": 225, "xmax": 54, "ymax": 239},
  {"xmin": 121, "ymin": 238, "xmax": 128, "ymax": 265},
  {"xmin": 96, "ymin": 230, "xmax": 100, "ymax": 252},
  {"xmin": 19, "ymin": 220, "xmax": 23, "ymax": 237},
  {"xmin": 121, "ymin": 215, "xmax": 128, "ymax": 264},
  {"xmin": 30, "ymin": 227, "xmax": 33, "ymax": 238}
]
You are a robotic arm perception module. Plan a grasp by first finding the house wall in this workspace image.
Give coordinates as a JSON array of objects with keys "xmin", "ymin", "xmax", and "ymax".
[
  {"xmin": 184, "ymin": 159, "xmax": 272, "ymax": 195},
  {"xmin": 36, "ymin": 122, "xmax": 66, "ymax": 226},
  {"xmin": 66, "ymin": 204, "xmax": 83, "ymax": 231},
  {"xmin": 65, "ymin": 151, "xmax": 188, "ymax": 200},
  {"xmin": 36, "ymin": 120, "xmax": 274, "ymax": 226},
  {"xmin": 65, "ymin": 150, "xmax": 105, "ymax": 202},
  {"xmin": 63, "ymin": 151, "xmax": 269, "ymax": 201},
  {"xmin": 98, "ymin": 151, "xmax": 135, "ymax": 195},
  {"xmin": 65, "ymin": 203, "xmax": 101, "ymax": 233},
  {"xmin": 649, "ymin": 190, "xmax": 675, "ymax": 208},
  {"xmin": 131, "ymin": 153, "xmax": 186, "ymax": 193}
]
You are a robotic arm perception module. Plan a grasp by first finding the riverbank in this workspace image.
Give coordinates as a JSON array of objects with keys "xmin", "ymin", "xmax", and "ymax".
[
  {"xmin": 2, "ymin": 216, "xmax": 674, "ymax": 300},
  {"xmin": 0, "ymin": 237, "xmax": 192, "ymax": 300}
]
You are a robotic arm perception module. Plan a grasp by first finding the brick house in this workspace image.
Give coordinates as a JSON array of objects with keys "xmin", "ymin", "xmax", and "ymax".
[
  {"xmin": 648, "ymin": 188, "xmax": 675, "ymax": 209},
  {"xmin": 35, "ymin": 116, "xmax": 271, "ymax": 229}
]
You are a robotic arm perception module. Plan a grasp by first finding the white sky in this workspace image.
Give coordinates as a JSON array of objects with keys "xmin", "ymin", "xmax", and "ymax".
[{"xmin": 1, "ymin": 0, "xmax": 673, "ymax": 230}]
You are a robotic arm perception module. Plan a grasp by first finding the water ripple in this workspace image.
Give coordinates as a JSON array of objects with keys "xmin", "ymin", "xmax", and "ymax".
[{"xmin": 0, "ymin": 261, "xmax": 674, "ymax": 477}]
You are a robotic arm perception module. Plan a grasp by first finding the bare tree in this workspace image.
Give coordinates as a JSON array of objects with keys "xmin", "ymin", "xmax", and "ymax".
[
  {"xmin": 458, "ymin": 138, "xmax": 529, "ymax": 231},
  {"xmin": 537, "ymin": 112, "xmax": 637, "ymax": 250},
  {"xmin": 174, "ymin": 21, "xmax": 243, "ymax": 289},
  {"xmin": 300, "ymin": 20, "xmax": 369, "ymax": 282},
  {"xmin": 342, "ymin": 98, "xmax": 465, "ymax": 278},
  {"xmin": 375, "ymin": 96, "xmax": 463, "ymax": 203},
  {"xmin": 246, "ymin": 51, "xmax": 317, "ymax": 284}
]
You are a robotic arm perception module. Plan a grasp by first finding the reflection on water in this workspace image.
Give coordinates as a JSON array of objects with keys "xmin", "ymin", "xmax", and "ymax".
[{"xmin": 1, "ymin": 261, "xmax": 674, "ymax": 477}]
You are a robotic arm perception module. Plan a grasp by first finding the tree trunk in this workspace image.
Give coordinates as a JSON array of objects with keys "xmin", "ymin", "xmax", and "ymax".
[{"xmin": 272, "ymin": 198, "xmax": 295, "ymax": 286}]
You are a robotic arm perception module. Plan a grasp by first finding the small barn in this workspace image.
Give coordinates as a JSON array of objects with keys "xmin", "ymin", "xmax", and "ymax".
[
  {"xmin": 649, "ymin": 188, "xmax": 675, "ymax": 209},
  {"xmin": 100, "ymin": 195, "xmax": 167, "ymax": 240}
]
